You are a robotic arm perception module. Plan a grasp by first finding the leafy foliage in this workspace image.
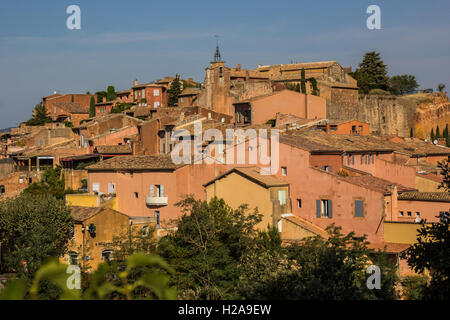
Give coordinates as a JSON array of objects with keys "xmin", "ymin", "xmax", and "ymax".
[
  {"xmin": 0, "ymin": 254, "xmax": 176, "ymax": 300},
  {"xmin": 26, "ymin": 104, "xmax": 52, "ymax": 126},
  {"xmin": 437, "ymin": 83, "xmax": 446, "ymax": 92},
  {"xmin": 111, "ymin": 103, "xmax": 132, "ymax": 114},
  {"xmin": 350, "ymin": 51, "xmax": 390, "ymax": 94},
  {"xmin": 0, "ymin": 194, "xmax": 73, "ymax": 275},
  {"xmin": 22, "ymin": 166, "xmax": 66, "ymax": 200},
  {"xmin": 106, "ymin": 86, "xmax": 117, "ymax": 101},
  {"xmin": 300, "ymin": 68, "xmax": 306, "ymax": 94},
  {"xmin": 158, "ymin": 197, "xmax": 262, "ymax": 299},
  {"xmin": 238, "ymin": 225, "xmax": 398, "ymax": 300},
  {"xmin": 168, "ymin": 75, "xmax": 182, "ymax": 107},
  {"xmin": 389, "ymin": 75, "xmax": 419, "ymax": 95},
  {"xmin": 437, "ymin": 158, "xmax": 450, "ymax": 192},
  {"xmin": 401, "ymin": 220, "xmax": 450, "ymax": 300},
  {"xmin": 89, "ymin": 96, "xmax": 96, "ymax": 118}
]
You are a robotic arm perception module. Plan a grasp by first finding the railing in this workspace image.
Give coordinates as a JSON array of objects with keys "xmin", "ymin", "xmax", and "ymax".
[{"xmin": 146, "ymin": 196, "xmax": 168, "ymax": 206}]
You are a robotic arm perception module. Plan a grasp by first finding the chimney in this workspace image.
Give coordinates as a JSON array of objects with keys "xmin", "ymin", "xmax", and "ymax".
[
  {"xmin": 325, "ymin": 123, "xmax": 330, "ymax": 133},
  {"xmin": 133, "ymin": 79, "xmax": 138, "ymax": 87},
  {"xmin": 236, "ymin": 64, "xmax": 241, "ymax": 71}
]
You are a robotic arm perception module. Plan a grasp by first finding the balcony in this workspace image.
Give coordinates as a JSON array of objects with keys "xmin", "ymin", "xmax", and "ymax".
[{"xmin": 146, "ymin": 196, "xmax": 168, "ymax": 206}]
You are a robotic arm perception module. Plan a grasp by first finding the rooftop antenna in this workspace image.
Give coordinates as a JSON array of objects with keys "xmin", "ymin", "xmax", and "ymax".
[{"xmin": 214, "ymin": 34, "xmax": 222, "ymax": 62}]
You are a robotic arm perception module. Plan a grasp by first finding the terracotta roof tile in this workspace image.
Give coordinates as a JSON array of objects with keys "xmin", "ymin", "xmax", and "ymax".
[
  {"xmin": 86, "ymin": 154, "xmax": 183, "ymax": 171},
  {"xmin": 397, "ymin": 191, "xmax": 450, "ymax": 202},
  {"xmin": 54, "ymin": 102, "xmax": 89, "ymax": 114},
  {"xmin": 94, "ymin": 145, "xmax": 132, "ymax": 155},
  {"xmin": 341, "ymin": 175, "xmax": 416, "ymax": 194}
]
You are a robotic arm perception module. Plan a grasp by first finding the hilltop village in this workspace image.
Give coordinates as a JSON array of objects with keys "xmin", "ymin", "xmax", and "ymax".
[{"xmin": 1, "ymin": 49, "xmax": 449, "ymax": 276}]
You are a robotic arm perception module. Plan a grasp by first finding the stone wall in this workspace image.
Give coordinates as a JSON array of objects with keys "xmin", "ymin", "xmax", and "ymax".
[{"xmin": 328, "ymin": 92, "xmax": 450, "ymax": 138}]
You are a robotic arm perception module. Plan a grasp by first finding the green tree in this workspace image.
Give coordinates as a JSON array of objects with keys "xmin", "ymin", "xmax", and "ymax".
[
  {"xmin": 436, "ymin": 125, "xmax": 441, "ymax": 139},
  {"xmin": 71, "ymin": 95, "xmax": 74, "ymax": 103},
  {"xmin": 158, "ymin": 197, "xmax": 262, "ymax": 299},
  {"xmin": 350, "ymin": 51, "xmax": 390, "ymax": 94},
  {"xmin": 437, "ymin": 159, "xmax": 450, "ymax": 192},
  {"xmin": 431, "ymin": 128, "xmax": 435, "ymax": 142},
  {"xmin": 389, "ymin": 75, "xmax": 419, "ymax": 95},
  {"xmin": 437, "ymin": 83, "xmax": 446, "ymax": 92},
  {"xmin": 106, "ymin": 86, "xmax": 117, "ymax": 101},
  {"xmin": 300, "ymin": 68, "xmax": 307, "ymax": 94},
  {"xmin": 0, "ymin": 194, "xmax": 73, "ymax": 275},
  {"xmin": 168, "ymin": 75, "xmax": 182, "ymax": 107},
  {"xmin": 239, "ymin": 225, "xmax": 398, "ymax": 300},
  {"xmin": 26, "ymin": 104, "xmax": 52, "ymax": 126},
  {"xmin": 308, "ymin": 77, "xmax": 319, "ymax": 96},
  {"xmin": 95, "ymin": 91, "xmax": 107, "ymax": 103},
  {"xmin": 22, "ymin": 167, "xmax": 66, "ymax": 200},
  {"xmin": 89, "ymin": 96, "xmax": 96, "ymax": 118},
  {"xmin": 401, "ymin": 220, "xmax": 450, "ymax": 300}
]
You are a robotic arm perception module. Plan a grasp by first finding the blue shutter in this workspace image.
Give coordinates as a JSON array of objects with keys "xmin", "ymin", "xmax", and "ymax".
[
  {"xmin": 355, "ymin": 200, "xmax": 364, "ymax": 217},
  {"xmin": 160, "ymin": 185, "xmax": 164, "ymax": 197},
  {"xmin": 328, "ymin": 200, "xmax": 333, "ymax": 218},
  {"xmin": 316, "ymin": 200, "xmax": 321, "ymax": 218},
  {"xmin": 150, "ymin": 185, "xmax": 154, "ymax": 197},
  {"xmin": 361, "ymin": 155, "xmax": 363, "ymax": 164},
  {"xmin": 329, "ymin": 165, "xmax": 333, "ymax": 173}
]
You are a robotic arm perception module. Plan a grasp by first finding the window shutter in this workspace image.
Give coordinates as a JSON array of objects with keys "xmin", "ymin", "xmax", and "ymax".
[
  {"xmin": 316, "ymin": 200, "xmax": 321, "ymax": 218},
  {"xmin": 160, "ymin": 185, "xmax": 164, "ymax": 197},
  {"xmin": 329, "ymin": 165, "xmax": 333, "ymax": 173},
  {"xmin": 150, "ymin": 185, "xmax": 154, "ymax": 197},
  {"xmin": 328, "ymin": 200, "xmax": 333, "ymax": 218}
]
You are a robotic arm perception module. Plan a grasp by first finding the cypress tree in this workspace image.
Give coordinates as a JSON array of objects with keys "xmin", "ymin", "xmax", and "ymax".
[
  {"xmin": 168, "ymin": 75, "xmax": 182, "ymax": 107},
  {"xmin": 431, "ymin": 128, "xmax": 435, "ymax": 142},
  {"xmin": 300, "ymin": 68, "xmax": 307, "ymax": 94},
  {"xmin": 71, "ymin": 95, "xmax": 74, "ymax": 103},
  {"xmin": 443, "ymin": 124, "xmax": 448, "ymax": 139},
  {"xmin": 410, "ymin": 128, "xmax": 414, "ymax": 138},
  {"xmin": 89, "ymin": 96, "xmax": 96, "ymax": 118},
  {"xmin": 436, "ymin": 125, "xmax": 441, "ymax": 139}
]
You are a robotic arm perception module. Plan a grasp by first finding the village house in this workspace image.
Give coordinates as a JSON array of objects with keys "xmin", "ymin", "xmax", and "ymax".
[
  {"xmin": 42, "ymin": 93, "xmax": 93, "ymax": 126},
  {"xmin": 66, "ymin": 206, "xmax": 156, "ymax": 269},
  {"xmin": 132, "ymin": 81, "xmax": 168, "ymax": 108}
]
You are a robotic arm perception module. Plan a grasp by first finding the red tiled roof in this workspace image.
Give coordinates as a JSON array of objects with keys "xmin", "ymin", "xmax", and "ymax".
[
  {"xmin": 86, "ymin": 154, "xmax": 184, "ymax": 171},
  {"xmin": 341, "ymin": 175, "xmax": 416, "ymax": 194},
  {"xmin": 54, "ymin": 102, "xmax": 90, "ymax": 114}
]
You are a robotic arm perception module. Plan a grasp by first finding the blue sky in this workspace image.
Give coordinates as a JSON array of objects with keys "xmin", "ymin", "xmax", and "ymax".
[{"xmin": 0, "ymin": 0, "xmax": 449, "ymax": 128}]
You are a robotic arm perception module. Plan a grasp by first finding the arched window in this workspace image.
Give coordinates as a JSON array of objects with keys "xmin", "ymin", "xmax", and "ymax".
[
  {"xmin": 101, "ymin": 250, "xmax": 113, "ymax": 263},
  {"xmin": 0, "ymin": 185, "xmax": 5, "ymax": 194}
]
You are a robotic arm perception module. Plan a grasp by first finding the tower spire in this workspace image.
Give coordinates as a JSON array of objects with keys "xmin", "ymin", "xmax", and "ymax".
[{"xmin": 214, "ymin": 35, "xmax": 222, "ymax": 62}]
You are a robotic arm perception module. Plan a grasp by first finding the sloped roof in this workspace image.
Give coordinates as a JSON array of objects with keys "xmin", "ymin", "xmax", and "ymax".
[
  {"xmin": 341, "ymin": 175, "xmax": 416, "ymax": 194},
  {"xmin": 71, "ymin": 206, "xmax": 129, "ymax": 222},
  {"xmin": 367, "ymin": 242, "xmax": 410, "ymax": 254},
  {"xmin": 94, "ymin": 145, "xmax": 132, "ymax": 155},
  {"xmin": 397, "ymin": 191, "xmax": 450, "ymax": 202},
  {"xmin": 86, "ymin": 154, "xmax": 183, "ymax": 171},
  {"xmin": 54, "ymin": 102, "xmax": 90, "ymax": 114},
  {"xmin": 256, "ymin": 61, "xmax": 338, "ymax": 72},
  {"xmin": 283, "ymin": 215, "xmax": 329, "ymax": 238},
  {"xmin": 203, "ymin": 166, "xmax": 289, "ymax": 188}
]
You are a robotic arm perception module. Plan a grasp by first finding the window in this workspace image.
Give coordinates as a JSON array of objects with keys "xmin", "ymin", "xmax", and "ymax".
[
  {"xmin": 278, "ymin": 190, "xmax": 287, "ymax": 205},
  {"xmin": 134, "ymin": 192, "xmax": 139, "ymax": 198},
  {"xmin": 108, "ymin": 182, "xmax": 115, "ymax": 194},
  {"xmin": 347, "ymin": 155, "xmax": 350, "ymax": 165},
  {"xmin": 352, "ymin": 155, "xmax": 355, "ymax": 165},
  {"xmin": 415, "ymin": 212, "xmax": 420, "ymax": 217},
  {"xmin": 153, "ymin": 89, "xmax": 159, "ymax": 97},
  {"xmin": 150, "ymin": 185, "xmax": 164, "ymax": 197},
  {"xmin": 68, "ymin": 252, "xmax": 78, "ymax": 266},
  {"xmin": 0, "ymin": 185, "xmax": 5, "ymax": 194},
  {"xmin": 316, "ymin": 199, "xmax": 332, "ymax": 218},
  {"xmin": 180, "ymin": 97, "xmax": 184, "ymax": 102},
  {"xmin": 399, "ymin": 211, "xmax": 404, "ymax": 216},
  {"xmin": 281, "ymin": 167, "xmax": 287, "ymax": 176},
  {"xmin": 142, "ymin": 89, "xmax": 145, "ymax": 99},
  {"xmin": 92, "ymin": 183, "xmax": 100, "ymax": 193},
  {"xmin": 407, "ymin": 211, "xmax": 412, "ymax": 217},
  {"xmin": 297, "ymin": 199, "xmax": 302, "ymax": 208},
  {"xmin": 101, "ymin": 250, "xmax": 113, "ymax": 262},
  {"xmin": 155, "ymin": 211, "xmax": 160, "ymax": 229},
  {"xmin": 134, "ymin": 91, "xmax": 138, "ymax": 100},
  {"xmin": 322, "ymin": 166, "xmax": 333, "ymax": 173},
  {"xmin": 354, "ymin": 200, "xmax": 364, "ymax": 217},
  {"xmin": 154, "ymin": 101, "xmax": 160, "ymax": 108}
]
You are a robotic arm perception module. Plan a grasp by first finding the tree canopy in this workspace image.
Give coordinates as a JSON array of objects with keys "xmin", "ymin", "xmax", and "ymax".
[
  {"xmin": 168, "ymin": 75, "xmax": 182, "ymax": 107},
  {"xmin": 26, "ymin": 104, "xmax": 52, "ymax": 126},
  {"xmin": 0, "ymin": 194, "xmax": 73, "ymax": 275},
  {"xmin": 350, "ymin": 51, "xmax": 390, "ymax": 94},
  {"xmin": 389, "ymin": 75, "xmax": 419, "ymax": 95}
]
